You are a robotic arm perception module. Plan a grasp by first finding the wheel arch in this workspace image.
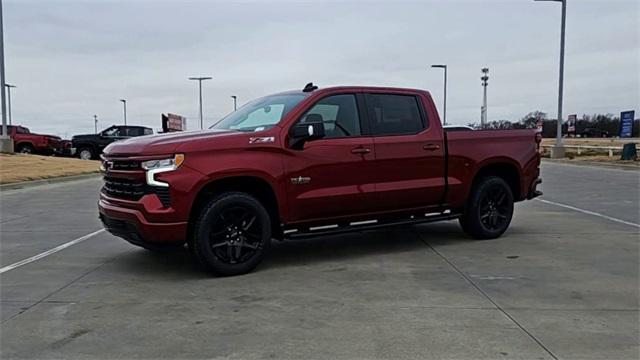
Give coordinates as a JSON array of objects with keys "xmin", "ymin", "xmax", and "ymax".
[
  {"xmin": 188, "ymin": 175, "xmax": 282, "ymax": 240},
  {"xmin": 15, "ymin": 141, "xmax": 35, "ymax": 151},
  {"xmin": 470, "ymin": 159, "xmax": 522, "ymax": 201}
]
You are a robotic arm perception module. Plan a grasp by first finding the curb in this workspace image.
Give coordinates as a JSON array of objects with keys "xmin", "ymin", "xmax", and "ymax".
[
  {"xmin": 0, "ymin": 172, "xmax": 101, "ymax": 191},
  {"xmin": 542, "ymin": 158, "xmax": 640, "ymax": 171}
]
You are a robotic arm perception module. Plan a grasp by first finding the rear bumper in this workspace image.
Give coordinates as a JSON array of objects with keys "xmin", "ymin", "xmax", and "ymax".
[
  {"xmin": 98, "ymin": 197, "xmax": 188, "ymax": 244},
  {"xmin": 527, "ymin": 178, "xmax": 543, "ymax": 199}
]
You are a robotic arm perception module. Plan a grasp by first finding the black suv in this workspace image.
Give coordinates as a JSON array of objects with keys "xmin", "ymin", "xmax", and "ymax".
[
  {"xmin": 580, "ymin": 128, "xmax": 609, "ymax": 138},
  {"xmin": 72, "ymin": 125, "xmax": 153, "ymax": 160}
]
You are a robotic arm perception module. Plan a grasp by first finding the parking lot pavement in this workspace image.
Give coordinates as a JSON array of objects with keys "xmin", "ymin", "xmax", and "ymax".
[
  {"xmin": 1, "ymin": 164, "xmax": 638, "ymax": 359},
  {"xmin": 540, "ymin": 161, "xmax": 640, "ymax": 224}
]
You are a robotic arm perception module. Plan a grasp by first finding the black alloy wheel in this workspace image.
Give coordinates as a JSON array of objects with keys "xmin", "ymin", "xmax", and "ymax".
[
  {"xmin": 459, "ymin": 176, "xmax": 514, "ymax": 239},
  {"xmin": 478, "ymin": 184, "xmax": 510, "ymax": 231},
  {"xmin": 190, "ymin": 192, "xmax": 271, "ymax": 276},
  {"xmin": 209, "ymin": 205, "xmax": 264, "ymax": 264}
]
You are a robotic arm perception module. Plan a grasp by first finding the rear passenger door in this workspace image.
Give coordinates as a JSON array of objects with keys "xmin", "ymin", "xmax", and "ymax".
[{"xmin": 365, "ymin": 92, "xmax": 446, "ymax": 212}]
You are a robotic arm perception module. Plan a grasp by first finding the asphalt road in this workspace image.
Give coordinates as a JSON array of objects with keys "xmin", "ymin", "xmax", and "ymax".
[{"xmin": 0, "ymin": 162, "xmax": 638, "ymax": 359}]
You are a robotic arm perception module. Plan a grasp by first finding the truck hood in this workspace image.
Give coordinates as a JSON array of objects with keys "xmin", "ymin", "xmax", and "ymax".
[
  {"xmin": 104, "ymin": 129, "xmax": 239, "ymax": 155},
  {"xmin": 72, "ymin": 134, "xmax": 98, "ymax": 141}
]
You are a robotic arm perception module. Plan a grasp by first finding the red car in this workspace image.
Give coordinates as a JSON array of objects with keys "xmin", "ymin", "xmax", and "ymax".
[
  {"xmin": 99, "ymin": 84, "xmax": 542, "ymax": 275},
  {"xmin": 1, "ymin": 125, "xmax": 63, "ymax": 155}
]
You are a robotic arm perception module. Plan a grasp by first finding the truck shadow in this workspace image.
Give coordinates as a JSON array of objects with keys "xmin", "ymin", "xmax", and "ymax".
[
  {"xmin": 262, "ymin": 221, "xmax": 469, "ymax": 271},
  {"xmin": 120, "ymin": 221, "xmax": 472, "ymax": 276}
]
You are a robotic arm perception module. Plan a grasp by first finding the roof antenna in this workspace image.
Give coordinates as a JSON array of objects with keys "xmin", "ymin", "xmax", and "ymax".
[{"xmin": 303, "ymin": 82, "xmax": 318, "ymax": 92}]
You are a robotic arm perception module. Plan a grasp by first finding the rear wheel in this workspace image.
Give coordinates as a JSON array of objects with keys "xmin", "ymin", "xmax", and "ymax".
[
  {"xmin": 17, "ymin": 143, "xmax": 34, "ymax": 154},
  {"xmin": 78, "ymin": 147, "xmax": 94, "ymax": 160},
  {"xmin": 459, "ymin": 176, "xmax": 514, "ymax": 239},
  {"xmin": 189, "ymin": 192, "xmax": 271, "ymax": 276}
]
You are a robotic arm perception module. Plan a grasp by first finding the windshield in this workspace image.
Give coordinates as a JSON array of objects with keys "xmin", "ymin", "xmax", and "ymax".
[{"xmin": 211, "ymin": 93, "xmax": 305, "ymax": 132}]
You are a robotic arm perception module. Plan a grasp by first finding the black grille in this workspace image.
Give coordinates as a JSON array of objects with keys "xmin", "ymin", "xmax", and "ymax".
[
  {"xmin": 102, "ymin": 176, "xmax": 171, "ymax": 207},
  {"xmin": 111, "ymin": 160, "xmax": 141, "ymax": 171},
  {"xmin": 103, "ymin": 176, "xmax": 146, "ymax": 200},
  {"xmin": 154, "ymin": 188, "xmax": 171, "ymax": 207}
]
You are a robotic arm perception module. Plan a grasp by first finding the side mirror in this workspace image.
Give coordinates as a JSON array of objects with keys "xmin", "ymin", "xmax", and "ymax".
[{"xmin": 289, "ymin": 114, "xmax": 325, "ymax": 149}]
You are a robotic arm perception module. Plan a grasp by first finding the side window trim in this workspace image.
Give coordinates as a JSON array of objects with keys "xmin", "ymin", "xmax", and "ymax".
[
  {"xmin": 355, "ymin": 93, "xmax": 371, "ymax": 136},
  {"xmin": 363, "ymin": 93, "xmax": 428, "ymax": 137}
]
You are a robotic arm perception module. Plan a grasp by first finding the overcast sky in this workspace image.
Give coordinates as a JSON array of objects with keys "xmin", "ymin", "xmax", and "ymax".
[{"xmin": 4, "ymin": 0, "xmax": 639, "ymax": 137}]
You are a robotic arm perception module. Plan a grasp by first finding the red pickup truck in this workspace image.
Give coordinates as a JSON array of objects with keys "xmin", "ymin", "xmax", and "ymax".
[
  {"xmin": 1, "ymin": 125, "xmax": 64, "ymax": 155},
  {"xmin": 99, "ymin": 84, "xmax": 542, "ymax": 276}
]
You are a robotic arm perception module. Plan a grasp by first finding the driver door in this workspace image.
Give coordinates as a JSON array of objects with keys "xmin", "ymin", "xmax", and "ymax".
[{"xmin": 284, "ymin": 93, "xmax": 377, "ymax": 224}]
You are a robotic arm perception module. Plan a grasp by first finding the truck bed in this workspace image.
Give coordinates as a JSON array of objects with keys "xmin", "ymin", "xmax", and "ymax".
[{"xmin": 445, "ymin": 129, "xmax": 541, "ymax": 207}]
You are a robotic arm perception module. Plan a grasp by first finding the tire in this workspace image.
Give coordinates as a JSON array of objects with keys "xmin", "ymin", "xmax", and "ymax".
[
  {"xmin": 78, "ymin": 147, "xmax": 94, "ymax": 160},
  {"xmin": 17, "ymin": 143, "xmax": 34, "ymax": 154},
  {"xmin": 459, "ymin": 176, "xmax": 514, "ymax": 240},
  {"xmin": 189, "ymin": 192, "xmax": 272, "ymax": 276}
]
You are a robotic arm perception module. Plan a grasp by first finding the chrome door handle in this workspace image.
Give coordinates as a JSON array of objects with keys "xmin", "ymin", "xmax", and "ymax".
[
  {"xmin": 423, "ymin": 144, "xmax": 441, "ymax": 151},
  {"xmin": 351, "ymin": 147, "xmax": 371, "ymax": 155}
]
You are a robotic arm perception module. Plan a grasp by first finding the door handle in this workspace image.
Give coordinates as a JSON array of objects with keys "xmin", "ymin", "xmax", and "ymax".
[
  {"xmin": 351, "ymin": 147, "xmax": 371, "ymax": 155},
  {"xmin": 423, "ymin": 144, "xmax": 441, "ymax": 151}
]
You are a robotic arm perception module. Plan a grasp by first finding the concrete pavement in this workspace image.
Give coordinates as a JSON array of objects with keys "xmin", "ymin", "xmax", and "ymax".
[{"xmin": 0, "ymin": 163, "xmax": 638, "ymax": 359}]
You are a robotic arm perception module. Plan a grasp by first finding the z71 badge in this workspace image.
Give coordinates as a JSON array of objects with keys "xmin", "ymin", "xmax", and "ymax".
[{"xmin": 249, "ymin": 136, "xmax": 275, "ymax": 144}]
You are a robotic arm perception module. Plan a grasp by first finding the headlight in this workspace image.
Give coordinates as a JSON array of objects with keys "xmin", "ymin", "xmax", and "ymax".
[
  {"xmin": 143, "ymin": 154, "xmax": 184, "ymax": 187},
  {"xmin": 142, "ymin": 154, "xmax": 184, "ymax": 170}
]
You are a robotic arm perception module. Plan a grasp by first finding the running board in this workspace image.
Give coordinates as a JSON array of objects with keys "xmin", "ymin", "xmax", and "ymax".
[{"xmin": 284, "ymin": 212, "xmax": 461, "ymax": 240}]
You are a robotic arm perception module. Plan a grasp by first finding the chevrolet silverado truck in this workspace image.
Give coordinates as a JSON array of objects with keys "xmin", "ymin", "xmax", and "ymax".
[
  {"xmin": 1, "ymin": 125, "xmax": 63, "ymax": 155},
  {"xmin": 99, "ymin": 84, "xmax": 542, "ymax": 276}
]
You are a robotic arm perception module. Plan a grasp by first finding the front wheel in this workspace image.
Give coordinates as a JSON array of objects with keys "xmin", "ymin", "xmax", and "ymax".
[
  {"xmin": 189, "ymin": 192, "xmax": 271, "ymax": 276},
  {"xmin": 459, "ymin": 176, "xmax": 514, "ymax": 239}
]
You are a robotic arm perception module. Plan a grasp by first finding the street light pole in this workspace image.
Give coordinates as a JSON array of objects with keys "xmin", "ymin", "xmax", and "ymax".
[
  {"xmin": 535, "ymin": 0, "xmax": 566, "ymax": 158},
  {"xmin": 231, "ymin": 95, "xmax": 237, "ymax": 111},
  {"xmin": 0, "ymin": 0, "xmax": 13, "ymax": 153},
  {"xmin": 5, "ymin": 83, "xmax": 14, "ymax": 125},
  {"xmin": 481, "ymin": 68, "xmax": 489, "ymax": 128},
  {"xmin": 430, "ymin": 65, "xmax": 447, "ymax": 125},
  {"xmin": 188, "ymin": 76, "xmax": 212, "ymax": 130},
  {"xmin": 119, "ymin": 99, "xmax": 127, "ymax": 126}
]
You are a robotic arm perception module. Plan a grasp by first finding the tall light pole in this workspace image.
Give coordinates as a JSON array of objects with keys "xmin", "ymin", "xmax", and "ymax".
[
  {"xmin": 0, "ymin": 0, "xmax": 13, "ymax": 153},
  {"xmin": 188, "ymin": 76, "xmax": 212, "ymax": 129},
  {"xmin": 119, "ymin": 99, "xmax": 127, "ymax": 126},
  {"xmin": 93, "ymin": 114, "xmax": 98, "ymax": 134},
  {"xmin": 231, "ymin": 95, "xmax": 237, "ymax": 111},
  {"xmin": 5, "ymin": 83, "xmax": 14, "ymax": 125},
  {"xmin": 535, "ymin": 0, "xmax": 566, "ymax": 158},
  {"xmin": 481, "ymin": 68, "xmax": 489, "ymax": 128},
  {"xmin": 431, "ymin": 64, "xmax": 447, "ymax": 125}
]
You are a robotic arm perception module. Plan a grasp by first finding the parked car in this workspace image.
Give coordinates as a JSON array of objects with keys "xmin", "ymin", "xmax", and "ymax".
[
  {"xmin": 580, "ymin": 128, "xmax": 609, "ymax": 138},
  {"xmin": 0, "ymin": 125, "xmax": 63, "ymax": 155},
  {"xmin": 99, "ymin": 84, "xmax": 542, "ymax": 276},
  {"xmin": 72, "ymin": 125, "xmax": 153, "ymax": 160}
]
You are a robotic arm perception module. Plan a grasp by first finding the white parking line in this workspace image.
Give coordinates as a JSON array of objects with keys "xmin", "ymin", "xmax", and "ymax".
[
  {"xmin": 536, "ymin": 199, "xmax": 640, "ymax": 228},
  {"xmin": 0, "ymin": 229, "xmax": 105, "ymax": 274}
]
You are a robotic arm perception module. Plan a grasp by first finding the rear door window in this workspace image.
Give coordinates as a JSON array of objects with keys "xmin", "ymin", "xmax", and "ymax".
[
  {"xmin": 365, "ymin": 94, "xmax": 425, "ymax": 136},
  {"xmin": 126, "ymin": 127, "xmax": 143, "ymax": 136}
]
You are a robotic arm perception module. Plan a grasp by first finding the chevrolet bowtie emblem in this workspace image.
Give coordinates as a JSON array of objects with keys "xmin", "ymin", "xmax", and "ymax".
[{"xmin": 291, "ymin": 176, "xmax": 311, "ymax": 185}]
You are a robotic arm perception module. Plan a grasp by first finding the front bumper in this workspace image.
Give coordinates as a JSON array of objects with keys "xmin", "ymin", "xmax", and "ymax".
[{"xmin": 99, "ymin": 196, "xmax": 188, "ymax": 245}]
